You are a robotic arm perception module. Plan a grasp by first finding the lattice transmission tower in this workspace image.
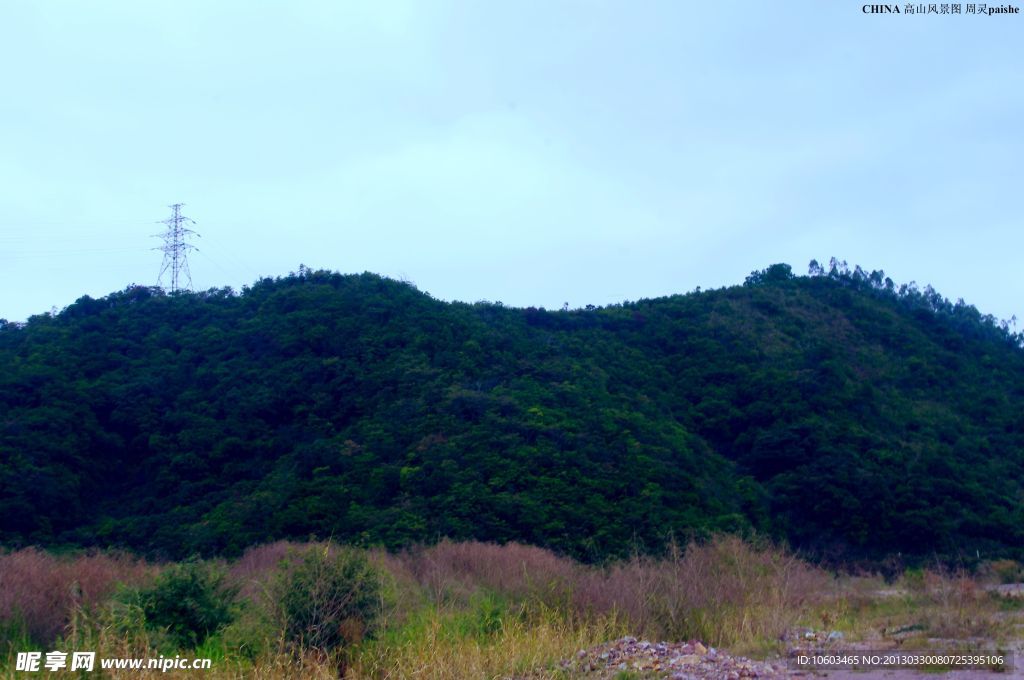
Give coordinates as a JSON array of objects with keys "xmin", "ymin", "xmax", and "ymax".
[{"xmin": 154, "ymin": 203, "xmax": 199, "ymax": 292}]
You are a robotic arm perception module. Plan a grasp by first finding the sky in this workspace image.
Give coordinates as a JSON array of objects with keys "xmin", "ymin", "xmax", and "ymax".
[{"xmin": 1, "ymin": 1, "xmax": 1021, "ymax": 323}]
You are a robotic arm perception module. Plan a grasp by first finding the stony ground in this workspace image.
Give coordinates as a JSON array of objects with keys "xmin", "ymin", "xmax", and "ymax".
[{"xmin": 551, "ymin": 636, "xmax": 794, "ymax": 678}]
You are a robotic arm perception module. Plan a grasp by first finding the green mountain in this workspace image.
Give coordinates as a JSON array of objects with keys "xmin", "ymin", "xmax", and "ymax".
[{"xmin": 2, "ymin": 261, "xmax": 1022, "ymax": 563}]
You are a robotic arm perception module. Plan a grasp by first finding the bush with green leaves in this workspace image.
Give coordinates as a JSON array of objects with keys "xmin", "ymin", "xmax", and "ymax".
[
  {"xmin": 129, "ymin": 559, "xmax": 237, "ymax": 648},
  {"xmin": 273, "ymin": 546, "xmax": 385, "ymax": 652},
  {"xmin": 985, "ymin": 559, "xmax": 1024, "ymax": 585}
]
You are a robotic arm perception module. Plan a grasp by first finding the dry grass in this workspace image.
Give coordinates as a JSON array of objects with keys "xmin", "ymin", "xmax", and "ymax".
[
  {"xmin": 596, "ymin": 535, "xmax": 827, "ymax": 648},
  {"xmin": 396, "ymin": 540, "xmax": 580, "ymax": 606},
  {"xmin": 385, "ymin": 535, "xmax": 827, "ymax": 653},
  {"xmin": 0, "ymin": 547, "xmax": 153, "ymax": 646},
  {"xmin": 823, "ymin": 565, "xmax": 1024, "ymax": 648},
  {"xmin": 3, "ymin": 537, "xmax": 1019, "ymax": 679},
  {"xmin": 908, "ymin": 569, "xmax": 995, "ymax": 639},
  {"xmin": 227, "ymin": 540, "xmax": 307, "ymax": 608},
  {"xmin": 345, "ymin": 606, "xmax": 624, "ymax": 680}
]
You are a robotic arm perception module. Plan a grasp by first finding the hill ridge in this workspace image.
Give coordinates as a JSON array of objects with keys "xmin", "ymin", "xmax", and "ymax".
[{"xmin": 2, "ymin": 261, "xmax": 1022, "ymax": 564}]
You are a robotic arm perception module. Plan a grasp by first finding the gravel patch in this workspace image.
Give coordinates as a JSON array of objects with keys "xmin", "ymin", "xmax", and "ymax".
[{"xmin": 553, "ymin": 636, "xmax": 793, "ymax": 678}]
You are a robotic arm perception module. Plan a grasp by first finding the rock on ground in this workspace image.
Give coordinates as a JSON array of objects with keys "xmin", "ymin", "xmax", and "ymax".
[{"xmin": 553, "ymin": 636, "xmax": 794, "ymax": 678}]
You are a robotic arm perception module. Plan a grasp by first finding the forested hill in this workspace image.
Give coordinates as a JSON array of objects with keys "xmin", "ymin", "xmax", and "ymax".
[{"xmin": 2, "ymin": 261, "xmax": 1023, "ymax": 564}]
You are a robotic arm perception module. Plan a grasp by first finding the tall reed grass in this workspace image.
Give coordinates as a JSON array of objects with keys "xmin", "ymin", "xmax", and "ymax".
[
  {"xmin": 4, "ymin": 536, "xmax": 1013, "ymax": 679},
  {"xmin": 0, "ymin": 548, "xmax": 152, "ymax": 647}
]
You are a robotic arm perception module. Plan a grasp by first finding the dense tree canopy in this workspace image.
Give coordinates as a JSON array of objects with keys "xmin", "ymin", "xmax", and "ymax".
[{"xmin": 1, "ymin": 261, "xmax": 1022, "ymax": 563}]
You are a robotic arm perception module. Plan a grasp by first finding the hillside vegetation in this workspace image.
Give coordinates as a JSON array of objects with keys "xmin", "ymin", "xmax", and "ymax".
[{"xmin": 1, "ymin": 260, "xmax": 1022, "ymax": 563}]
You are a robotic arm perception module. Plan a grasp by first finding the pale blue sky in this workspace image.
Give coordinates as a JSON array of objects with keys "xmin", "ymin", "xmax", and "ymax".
[{"xmin": 1, "ymin": 1, "xmax": 1021, "ymax": 323}]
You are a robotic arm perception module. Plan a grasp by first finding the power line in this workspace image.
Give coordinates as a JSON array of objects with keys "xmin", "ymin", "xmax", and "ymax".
[
  {"xmin": 198, "ymin": 231, "xmax": 263, "ymax": 282},
  {"xmin": 154, "ymin": 203, "xmax": 199, "ymax": 292}
]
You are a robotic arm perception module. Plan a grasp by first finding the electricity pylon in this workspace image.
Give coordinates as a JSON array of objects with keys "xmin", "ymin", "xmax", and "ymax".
[{"xmin": 154, "ymin": 203, "xmax": 198, "ymax": 292}]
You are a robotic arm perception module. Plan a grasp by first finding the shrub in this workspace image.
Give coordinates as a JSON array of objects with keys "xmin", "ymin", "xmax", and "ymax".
[
  {"xmin": 569, "ymin": 535, "xmax": 827, "ymax": 648},
  {"xmin": 129, "ymin": 559, "xmax": 237, "ymax": 649},
  {"xmin": 981, "ymin": 559, "xmax": 1023, "ymax": 585},
  {"xmin": 217, "ymin": 603, "xmax": 277, "ymax": 662},
  {"xmin": 273, "ymin": 545, "xmax": 386, "ymax": 653}
]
